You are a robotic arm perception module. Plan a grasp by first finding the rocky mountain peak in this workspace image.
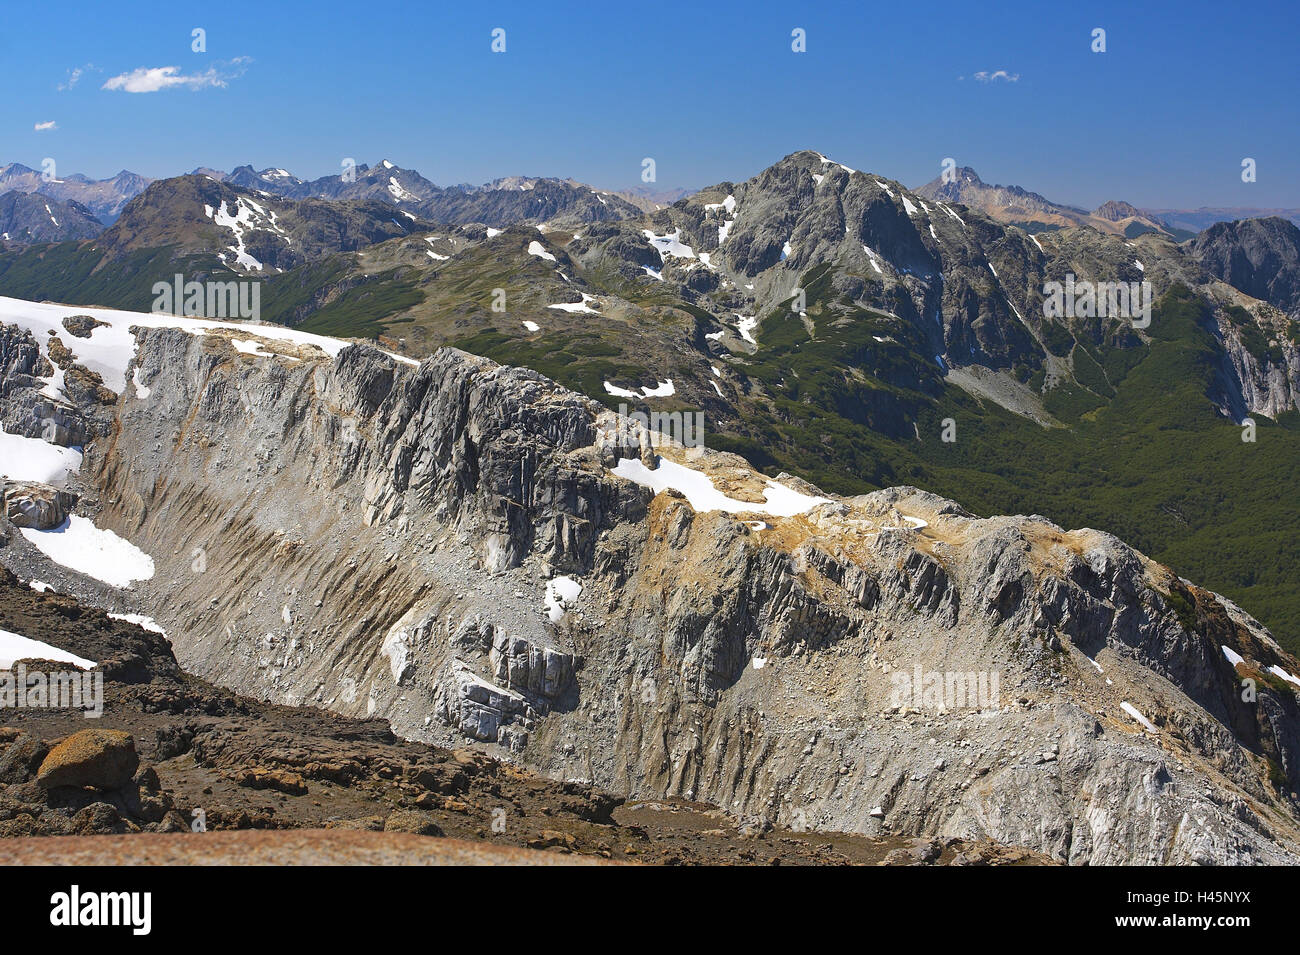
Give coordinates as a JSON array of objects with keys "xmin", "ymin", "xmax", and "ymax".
[{"xmin": 1093, "ymin": 200, "xmax": 1144, "ymax": 221}]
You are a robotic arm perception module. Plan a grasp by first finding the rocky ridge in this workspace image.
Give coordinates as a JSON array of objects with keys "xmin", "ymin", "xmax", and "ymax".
[{"xmin": 12, "ymin": 321, "xmax": 1294, "ymax": 864}]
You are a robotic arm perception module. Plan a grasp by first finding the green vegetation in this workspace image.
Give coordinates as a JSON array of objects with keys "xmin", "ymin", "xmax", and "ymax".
[
  {"xmin": 5, "ymin": 240, "xmax": 1297, "ymax": 653},
  {"xmin": 289, "ymin": 269, "xmax": 424, "ymax": 338},
  {"xmin": 0, "ymin": 243, "xmax": 231, "ymax": 311},
  {"xmin": 450, "ymin": 329, "xmax": 653, "ymax": 402},
  {"xmin": 710, "ymin": 282, "xmax": 1300, "ymax": 652},
  {"xmin": 0, "ymin": 244, "xmax": 422, "ymax": 341}
]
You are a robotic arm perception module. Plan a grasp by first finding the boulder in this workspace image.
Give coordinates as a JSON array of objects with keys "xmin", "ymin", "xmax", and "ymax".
[
  {"xmin": 0, "ymin": 733, "xmax": 50, "ymax": 784},
  {"xmin": 4, "ymin": 482, "xmax": 77, "ymax": 530},
  {"xmin": 382, "ymin": 810, "xmax": 444, "ymax": 836},
  {"xmin": 36, "ymin": 729, "xmax": 139, "ymax": 790},
  {"xmin": 61, "ymin": 315, "xmax": 109, "ymax": 339}
]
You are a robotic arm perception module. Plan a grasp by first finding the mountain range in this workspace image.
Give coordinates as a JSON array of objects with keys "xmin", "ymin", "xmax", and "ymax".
[
  {"xmin": 3, "ymin": 147, "xmax": 1300, "ymax": 863},
  {"xmin": 4, "ymin": 157, "xmax": 1298, "ymax": 246},
  {"xmin": 0, "ymin": 163, "xmax": 150, "ymax": 224},
  {"xmin": 3, "ymin": 148, "xmax": 1299, "ymax": 649}
]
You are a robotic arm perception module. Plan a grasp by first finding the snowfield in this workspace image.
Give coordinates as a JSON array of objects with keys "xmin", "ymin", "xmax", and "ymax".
[
  {"xmin": 644, "ymin": 229, "xmax": 696, "ymax": 261},
  {"xmin": 20, "ymin": 515, "xmax": 156, "ymax": 588},
  {"xmin": 0, "ymin": 427, "xmax": 82, "ymax": 483},
  {"xmin": 0, "ymin": 628, "xmax": 97, "ymax": 670},
  {"xmin": 205, "ymin": 196, "xmax": 290, "ymax": 271}
]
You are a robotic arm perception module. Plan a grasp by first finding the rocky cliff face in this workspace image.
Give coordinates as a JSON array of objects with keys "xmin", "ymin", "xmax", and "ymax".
[
  {"xmin": 1190, "ymin": 217, "xmax": 1300, "ymax": 317},
  {"xmin": 0, "ymin": 323, "xmax": 115, "ymax": 446},
  {"xmin": 59, "ymin": 326, "xmax": 1300, "ymax": 864}
]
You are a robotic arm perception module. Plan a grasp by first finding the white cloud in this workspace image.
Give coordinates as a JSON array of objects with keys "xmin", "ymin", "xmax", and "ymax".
[
  {"xmin": 34, "ymin": 121, "xmax": 57, "ymax": 131},
  {"xmin": 102, "ymin": 58, "xmax": 250, "ymax": 93},
  {"xmin": 973, "ymin": 70, "xmax": 1020, "ymax": 83},
  {"xmin": 57, "ymin": 64, "xmax": 95, "ymax": 91}
]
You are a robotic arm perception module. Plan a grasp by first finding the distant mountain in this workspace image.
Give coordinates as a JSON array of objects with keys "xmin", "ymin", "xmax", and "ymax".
[
  {"xmin": 0, "ymin": 163, "xmax": 150, "ymax": 223},
  {"xmin": 223, "ymin": 161, "xmax": 643, "ymax": 226},
  {"xmin": 0, "ymin": 158, "xmax": 666, "ymax": 229},
  {"xmin": 915, "ymin": 166, "xmax": 1173, "ymax": 238},
  {"xmin": 602, "ymin": 184, "xmax": 698, "ymax": 212},
  {"xmin": 224, "ymin": 159, "xmax": 443, "ymax": 206},
  {"xmin": 0, "ymin": 191, "xmax": 102, "ymax": 245},
  {"xmin": 1188, "ymin": 216, "xmax": 1300, "ymax": 316},
  {"xmin": 98, "ymin": 173, "xmax": 440, "ymax": 271},
  {"xmin": 418, "ymin": 177, "xmax": 643, "ymax": 225},
  {"xmin": 1092, "ymin": 200, "xmax": 1145, "ymax": 222},
  {"xmin": 1146, "ymin": 206, "xmax": 1300, "ymax": 234}
]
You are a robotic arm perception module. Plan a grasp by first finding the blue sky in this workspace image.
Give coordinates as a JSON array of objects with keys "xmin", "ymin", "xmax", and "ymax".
[{"xmin": 3, "ymin": 0, "xmax": 1297, "ymax": 209}]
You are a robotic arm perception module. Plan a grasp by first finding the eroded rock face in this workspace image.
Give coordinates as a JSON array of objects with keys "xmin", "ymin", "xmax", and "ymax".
[
  {"xmin": 74, "ymin": 327, "xmax": 1300, "ymax": 864},
  {"xmin": 0, "ymin": 323, "xmax": 114, "ymax": 446}
]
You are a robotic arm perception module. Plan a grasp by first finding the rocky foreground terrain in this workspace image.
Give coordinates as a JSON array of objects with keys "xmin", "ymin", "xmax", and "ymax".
[
  {"xmin": 4, "ymin": 304, "xmax": 1300, "ymax": 864},
  {"xmin": 0, "ymin": 566, "xmax": 1041, "ymax": 865}
]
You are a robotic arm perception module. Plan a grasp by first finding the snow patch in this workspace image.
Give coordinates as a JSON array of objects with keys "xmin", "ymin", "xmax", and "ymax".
[
  {"xmin": 548, "ymin": 293, "xmax": 600, "ymax": 314},
  {"xmin": 0, "ymin": 628, "xmax": 96, "ymax": 670},
  {"xmin": 611, "ymin": 457, "xmax": 830, "ymax": 518},
  {"xmin": 736, "ymin": 315, "xmax": 758, "ymax": 344},
  {"xmin": 938, "ymin": 203, "xmax": 966, "ymax": 227},
  {"xmin": 20, "ymin": 515, "xmax": 155, "ymax": 588},
  {"xmin": 544, "ymin": 575, "xmax": 582, "ymax": 623},
  {"xmin": 527, "ymin": 240, "xmax": 556, "ymax": 262},
  {"xmin": 0, "ymin": 427, "xmax": 82, "ymax": 483},
  {"xmin": 862, "ymin": 246, "xmax": 884, "ymax": 274},
  {"xmin": 603, "ymin": 379, "xmax": 674, "ymax": 399},
  {"xmin": 387, "ymin": 177, "xmax": 416, "ymax": 202},
  {"xmin": 108, "ymin": 613, "xmax": 167, "ymax": 637},
  {"xmin": 1269, "ymin": 665, "xmax": 1300, "ymax": 688},
  {"xmin": 132, "ymin": 367, "xmax": 151, "ymax": 399},
  {"xmin": 1120, "ymin": 701, "xmax": 1158, "ymax": 733},
  {"xmin": 644, "ymin": 228, "xmax": 695, "ymax": 261}
]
